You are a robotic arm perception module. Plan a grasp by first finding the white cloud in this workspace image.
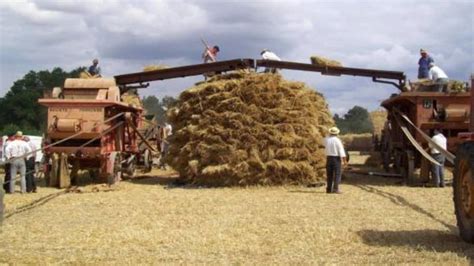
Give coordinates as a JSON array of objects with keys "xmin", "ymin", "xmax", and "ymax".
[{"xmin": 0, "ymin": 0, "xmax": 472, "ymax": 116}]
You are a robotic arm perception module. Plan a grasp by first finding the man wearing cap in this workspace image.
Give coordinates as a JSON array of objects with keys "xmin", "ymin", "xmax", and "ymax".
[
  {"xmin": 324, "ymin": 127, "xmax": 347, "ymax": 194},
  {"xmin": 428, "ymin": 63, "xmax": 449, "ymax": 92},
  {"xmin": 418, "ymin": 49, "xmax": 434, "ymax": 79},
  {"xmin": 260, "ymin": 49, "xmax": 281, "ymax": 73},
  {"xmin": 88, "ymin": 58, "xmax": 101, "ymax": 77},
  {"xmin": 5, "ymin": 131, "xmax": 31, "ymax": 194}
]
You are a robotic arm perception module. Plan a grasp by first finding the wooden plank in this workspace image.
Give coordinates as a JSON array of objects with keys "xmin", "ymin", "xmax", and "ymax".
[
  {"xmin": 256, "ymin": 60, "xmax": 405, "ymax": 80},
  {"xmin": 115, "ymin": 58, "xmax": 255, "ymax": 85},
  {"xmin": 392, "ymin": 113, "xmax": 441, "ymax": 166}
]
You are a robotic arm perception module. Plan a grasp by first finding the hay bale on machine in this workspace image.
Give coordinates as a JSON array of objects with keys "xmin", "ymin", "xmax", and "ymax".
[
  {"xmin": 143, "ymin": 64, "xmax": 168, "ymax": 71},
  {"xmin": 310, "ymin": 56, "xmax": 343, "ymax": 67},
  {"xmin": 166, "ymin": 72, "xmax": 334, "ymax": 186},
  {"xmin": 370, "ymin": 109, "xmax": 387, "ymax": 136}
]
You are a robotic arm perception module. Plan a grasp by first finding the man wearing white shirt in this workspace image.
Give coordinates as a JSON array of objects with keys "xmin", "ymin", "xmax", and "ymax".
[
  {"xmin": 2, "ymin": 134, "xmax": 13, "ymax": 193},
  {"xmin": 428, "ymin": 63, "xmax": 449, "ymax": 92},
  {"xmin": 23, "ymin": 136, "xmax": 37, "ymax": 193},
  {"xmin": 324, "ymin": 127, "xmax": 347, "ymax": 194},
  {"xmin": 261, "ymin": 49, "xmax": 281, "ymax": 73},
  {"xmin": 5, "ymin": 131, "xmax": 31, "ymax": 193},
  {"xmin": 429, "ymin": 129, "xmax": 447, "ymax": 187},
  {"xmin": 159, "ymin": 123, "xmax": 172, "ymax": 170}
]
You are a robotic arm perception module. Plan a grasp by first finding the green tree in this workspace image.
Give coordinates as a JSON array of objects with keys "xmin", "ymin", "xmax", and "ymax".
[
  {"xmin": 334, "ymin": 105, "xmax": 373, "ymax": 134},
  {"xmin": 142, "ymin": 95, "xmax": 177, "ymax": 124},
  {"xmin": 0, "ymin": 67, "xmax": 85, "ymax": 135}
]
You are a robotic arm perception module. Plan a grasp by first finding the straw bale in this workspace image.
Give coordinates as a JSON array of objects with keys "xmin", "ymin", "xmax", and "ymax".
[
  {"xmin": 370, "ymin": 109, "xmax": 387, "ymax": 136},
  {"xmin": 78, "ymin": 71, "xmax": 100, "ymax": 79},
  {"xmin": 340, "ymin": 133, "xmax": 373, "ymax": 151},
  {"xmin": 409, "ymin": 79, "xmax": 467, "ymax": 92},
  {"xmin": 121, "ymin": 90, "xmax": 142, "ymax": 108},
  {"xmin": 166, "ymin": 72, "xmax": 334, "ymax": 186},
  {"xmin": 310, "ymin": 56, "xmax": 343, "ymax": 67},
  {"xmin": 143, "ymin": 65, "xmax": 168, "ymax": 71}
]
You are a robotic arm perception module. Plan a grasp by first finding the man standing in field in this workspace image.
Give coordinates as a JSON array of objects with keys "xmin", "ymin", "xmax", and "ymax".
[
  {"xmin": 324, "ymin": 127, "xmax": 347, "ymax": 194},
  {"xmin": 5, "ymin": 131, "xmax": 31, "ymax": 194},
  {"xmin": 2, "ymin": 134, "xmax": 14, "ymax": 193},
  {"xmin": 23, "ymin": 136, "xmax": 37, "ymax": 193},
  {"xmin": 429, "ymin": 129, "xmax": 447, "ymax": 187}
]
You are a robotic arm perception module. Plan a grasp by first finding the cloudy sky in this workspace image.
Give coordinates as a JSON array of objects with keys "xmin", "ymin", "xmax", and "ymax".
[{"xmin": 0, "ymin": 0, "xmax": 472, "ymax": 114}]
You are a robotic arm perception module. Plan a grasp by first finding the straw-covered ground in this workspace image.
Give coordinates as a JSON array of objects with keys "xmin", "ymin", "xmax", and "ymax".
[{"xmin": 1, "ymin": 156, "xmax": 473, "ymax": 264}]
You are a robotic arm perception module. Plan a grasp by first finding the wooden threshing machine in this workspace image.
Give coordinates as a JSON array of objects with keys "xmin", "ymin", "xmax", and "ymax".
[
  {"xmin": 39, "ymin": 78, "xmax": 158, "ymax": 187},
  {"xmin": 380, "ymin": 79, "xmax": 471, "ymax": 185}
]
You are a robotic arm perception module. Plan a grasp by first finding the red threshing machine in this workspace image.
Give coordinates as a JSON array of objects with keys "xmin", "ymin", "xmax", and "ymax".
[{"xmin": 379, "ymin": 79, "xmax": 470, "ymax": 185}]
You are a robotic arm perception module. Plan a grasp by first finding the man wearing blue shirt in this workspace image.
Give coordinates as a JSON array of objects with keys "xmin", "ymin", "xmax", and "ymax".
[
  {"xmin": 88, "ymin": 58, "xmax": 101, "ymax": 77},
  {"xmin": 418, "ymin": 49, "xmax": 434, "ymax": 79}
]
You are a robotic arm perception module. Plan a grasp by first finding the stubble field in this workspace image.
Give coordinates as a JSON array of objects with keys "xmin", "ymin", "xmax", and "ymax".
[{"xmin": 0, "ymin": 154, "xmax": 473, "ymax": 264}]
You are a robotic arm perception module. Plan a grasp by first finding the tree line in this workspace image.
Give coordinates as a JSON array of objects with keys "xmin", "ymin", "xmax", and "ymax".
[{"xmin": 333, "ymin": 105, "xmax": 374, "ymax": 134}]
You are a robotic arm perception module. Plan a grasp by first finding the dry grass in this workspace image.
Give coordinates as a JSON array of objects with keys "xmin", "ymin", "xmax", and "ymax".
[
  {"xmin": 340, "ymin": 133, "xmax": 373, "ymax": 151},
  {"xmin": 1, "ymin": 157, "xmax": 473, "ymax": 264}
]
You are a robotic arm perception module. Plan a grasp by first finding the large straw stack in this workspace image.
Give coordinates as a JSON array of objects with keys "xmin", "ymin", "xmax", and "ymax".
[{"xmin": 166, "ymin": 72, "xmax": 334, "ymax": 186}]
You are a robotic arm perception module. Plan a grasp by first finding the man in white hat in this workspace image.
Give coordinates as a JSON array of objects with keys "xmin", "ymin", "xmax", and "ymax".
[
  {"xmin": 5, "ymin": 131, "xmax": 31, "ymax": 193},
  {"xmin": 324, "ymin": 127, "xmax": 347, "ymax": 194}
]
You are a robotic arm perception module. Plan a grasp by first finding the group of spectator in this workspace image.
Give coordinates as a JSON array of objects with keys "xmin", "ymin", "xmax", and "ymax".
[{"xmin": 2, "ymin": 131, "xmax": 37, "ymax": 194}]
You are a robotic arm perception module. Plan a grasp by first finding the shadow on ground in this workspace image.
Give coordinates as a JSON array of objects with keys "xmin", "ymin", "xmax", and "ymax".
[
  {"xmin": 357, "ymin": 229, "xmax": 474, "ymax": 259},
  {"xmin": 4, "ymin": 190, "xmax": 66, "ymax": 220},
  {"xmin": 353, "ymin": 183, "xmax": 457, "ymax": 232},
  {"xmin": 126, "ymin": 175, "xmax": 179, "ymax": 186}
]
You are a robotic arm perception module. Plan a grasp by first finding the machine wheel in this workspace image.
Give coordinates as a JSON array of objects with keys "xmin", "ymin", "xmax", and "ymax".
[
  {"xmin": 143, "ymin": 149, "xmax": 152, "ymax": 173},
  {"xmin": 400, "ymin": 150, "xmax": 415, "ymax": 185},
  {"xmin": 124, "ymin": 156, "xmax": 137, "ymax": 177},
  {"xmin": 88, "ymin": 169, "xmax": 100, "ymax": 181},
  {"xmin": 453, "ymin": 142, "xmax": 474, "ymax": 243}
]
